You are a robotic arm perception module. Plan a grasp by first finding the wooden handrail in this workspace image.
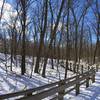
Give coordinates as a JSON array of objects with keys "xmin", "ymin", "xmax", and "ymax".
[{"xmin": 0, "ymin": 68, "xmax": 96, "ymax": 100}]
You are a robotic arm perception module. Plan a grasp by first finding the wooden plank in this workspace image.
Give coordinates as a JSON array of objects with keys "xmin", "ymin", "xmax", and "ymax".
[
  {"xmin": 80, "ymin": 80, "xmax": 86, "ymax": 85},
  {"xmin": 3, "ymin": 69, "xmax": 90, "ymax": 99},
  {"xmin": 65, "ymin": 87, "xmax": 75, "ymax": 94},
  {"xmin": 61, "ymin": 74, "xmax": 90, "ymax": 91},
  {"xmin": 18, "ymin": 86, "xmax": 59, "ymax": 100},
  {"xmin": 0, "ymin": 69, "xmax": 95, "ymax": 99},
  {"xmin": 58, "ymin": 80, "xmax": 65, "ymax": 100},
  {"xmin": 0, "ymin": 81, "xmax": 59, "ymax": 99},
  {"xmin": 19, "ymin": 73, "xmax": 92, "ymax": 100},
  {"xmin": 76, "ymin": 74, "xmax": 80, "ymax": 95},
  {"xmin": 50, "ymin": 96, "xmax": 58, "ymax": 100}
]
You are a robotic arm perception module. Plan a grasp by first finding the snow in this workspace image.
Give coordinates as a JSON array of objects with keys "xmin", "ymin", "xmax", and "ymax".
[
  {"xmin": 0, "ymin": 53, "xmax": 100, "ymax": 100},
  {"xmin": 64, "ymin": 71, "xmax": 100, "ymax": 100},
  {"xmin": 0, "ymin": 65, "xmax": 75, "ymax": 95},
  {"xmin": 0, "ymin": 53, "xmax": 74, "ymax": 95}
]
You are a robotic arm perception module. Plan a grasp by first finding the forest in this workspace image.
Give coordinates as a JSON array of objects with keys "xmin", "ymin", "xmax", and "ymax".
[{"xmin": 0, "ymin": 0, "xmax": 100, "ymax": 99}]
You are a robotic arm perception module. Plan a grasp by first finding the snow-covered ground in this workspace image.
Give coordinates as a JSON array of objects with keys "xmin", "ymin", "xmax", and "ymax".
[
  {"xmin": 0, "ymin": 65, "xmax": 75, "ymax": 95},
  {"xmin": 0, "ymin": 53, "xmax": 100, "ymax": 100},
  {"xmin": 0, "ymin": 53, "xmax": 75, "ymax": 95},
  {"xmin": 64, "ymin": 71, "xmax": 100, "ymax": 100},
  {"xmin": 0, "ymin": 66, "xmax": 100, "ymax": 100}
]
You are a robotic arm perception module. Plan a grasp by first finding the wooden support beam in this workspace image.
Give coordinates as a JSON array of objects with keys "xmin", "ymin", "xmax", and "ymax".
[
  {"xmin": 58, "ymin": 80, "xmax": 65, "ymax": 100},
  {"xmin": 76, "ymin": 74, "xmax": 80, "ymax": 95}
]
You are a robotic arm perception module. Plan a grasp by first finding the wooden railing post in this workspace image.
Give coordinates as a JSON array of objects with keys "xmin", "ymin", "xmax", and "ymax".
[
  {"xmin": 88, "ymin": 66, "xmax": 90, "ymax": 71},
  {"xmin": 76, "ymin": 74, "xmax": 80, "ymax": 95},
  {"xmin": 92, "ymin": 68, "xmax": 95, "ymax": 83},
  {"xmin": 58, "ymin": 80, "xmax": 65, "ymax": 100},
  {"xmin": 96, "ymin": 65, "xmax": 98, "ymax": 72},
  {"xmin": 25, "ymin": 92, "xmax": 32, "ymax": 98},
  {"xmin": 81, "ymin": 65, "xmax": 83, "ymax": 74},
  {"xmin": 70, "ymin": 63, "xmax": 72, "ymax": 71},
  {"xmin": 86, "ymin": 72, "xmax": 89, "ymax": 88},
  {"xmin": 76, "ymin": 64, "xmax": 79, "ymax": 73},
  {"xmin": 73, "ymin": 63, "xmax": 76, "ymax": 73}
]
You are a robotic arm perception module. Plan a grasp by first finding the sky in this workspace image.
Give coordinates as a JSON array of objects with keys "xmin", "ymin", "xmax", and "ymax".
[
  {"xmin": 6, "ymin": 0, "xmax": 13, "ymax": 5},
  {"xmin": 0, "ymin": 0, "xmax": 14, "ymax": 22},
  {"xmin": 0, "ymin": 0, "xmax": 97, "ymax": 43}
]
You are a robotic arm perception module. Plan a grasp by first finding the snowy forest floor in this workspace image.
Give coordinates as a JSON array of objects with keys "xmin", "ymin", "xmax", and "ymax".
[
  {"xmin": 0, "ymin": 54, "xmax": 74, "ymax": 95},
  {"xmin": 64, "ymin": 71, "xmax": 100, "ymax": 100},
  {"xmin": 0, "ymin": 66, "xmax": 100, "ymax": 100},
  {"xmin": 0, "ymin": 53, "xmax": 100, "ymax": 100}
]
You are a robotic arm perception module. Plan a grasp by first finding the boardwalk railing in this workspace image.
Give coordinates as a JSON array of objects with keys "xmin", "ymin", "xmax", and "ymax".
[
  {"xmin": 0, "ymin": 68, "xmax": 95, "ymax": 100},
  {"xmin": 68, "ymin": 62, "xmax": 98, "ymax": 74}
]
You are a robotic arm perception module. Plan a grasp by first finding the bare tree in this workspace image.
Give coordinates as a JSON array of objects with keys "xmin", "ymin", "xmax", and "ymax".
[
  {"xmin": 34, "ymin": 0, "xmax": 48, "ymax": 73},
  {"xmin": 42, "ymin": 0, "xmax": 65, "ymax": 77}
]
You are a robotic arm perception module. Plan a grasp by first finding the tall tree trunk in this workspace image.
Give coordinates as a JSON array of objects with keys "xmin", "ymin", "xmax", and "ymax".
[
  {"xmin": 65, "ymin": 0, "xmax": 70, "ymax": 79},
  {"xmin": 34, "ymin": 0, "xmax": 48, "ymax": 73},
  {"xmin": 42, "ymin": 0, "xmax": 65, "ymax": 77},
  {"xmin": 79, "ymin": 17, "xmax": 84, "ymax": 63},
  {"xmin": 20, "ymin": 0, "xmax": 27, "ymax": 75}
]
